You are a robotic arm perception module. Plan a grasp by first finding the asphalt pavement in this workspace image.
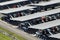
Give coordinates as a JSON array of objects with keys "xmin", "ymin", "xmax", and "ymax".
[{"xmin": 0, "ymin": 20, "xmax": 41, "ymax": 40}]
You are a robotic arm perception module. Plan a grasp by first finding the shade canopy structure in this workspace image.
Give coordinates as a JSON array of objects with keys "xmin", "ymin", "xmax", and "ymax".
[
  {"xmin": 29, "ymin": 0, "xmax": 60, "ymax": 6},
  {"xmin": 0, "ymin": 0, "xmax": 28, "ymax": 6},
  {"xmin": 49, "ymin": 33, "xmax": 60, "ymax": 39},
  {"xmin": 10, "ymin": 8, "xmax": 60, "ymax": 21},
  {"xmin": 0, "ymin": 5, "xmax": 35, "ymax": 14},
  {"xmin": 29, "ymin": 19, "xmax": 60, "ymax": 29}
]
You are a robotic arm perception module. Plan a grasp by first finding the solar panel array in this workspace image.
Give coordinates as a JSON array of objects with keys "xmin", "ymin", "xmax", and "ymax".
[{"xmin": 0, "ymin": 0, "xmax": 60, "ymax": 40}]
